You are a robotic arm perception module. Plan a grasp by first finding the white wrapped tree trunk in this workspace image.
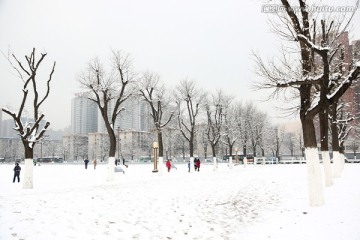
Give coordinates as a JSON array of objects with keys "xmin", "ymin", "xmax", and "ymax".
[
  {"xmin": 190, "ymin": 157, "xmax": 194, "ymax": 172},
  {"xmin": 158, "ymin": 156, "xmax": 164, "ymax": 175},
  {"xmin": 213, "ymin": 157, "xmax": 218, "ymax": 171},
  {"xmin": 340, "ymin": 153, "xmax": 346, "ymax": 172},
  {"xmin": 23, "ymin": 158, "xmax": 34, "ymax": 189},
  {"xmin": 107, "ymin": 157, "xmax": 115, "ymax": 182},
  {"xmin": 229, "ymin": 156, "xmax": 233, "ymax": 169},
  {"xmin": 243, "ymin": 157, "xmax": 247, "ymax": 168},
  {"xmin": 305, "ymin": 148, "xmax": 324, "ymax": 206},
  {"xmin": 321, "ymin": 151, "xmax": 333, "ymax": 187},
  {"xmin": 332, "ymin": 151, "xmax": 342, "ymax": 178}
]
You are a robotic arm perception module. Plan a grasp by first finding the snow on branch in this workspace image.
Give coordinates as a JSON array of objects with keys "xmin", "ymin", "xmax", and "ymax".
[
  {"xmin": 327, "ymin": 64, "xmax": 360, "ymax": 100},
  {"xmin": 297, "ymin": 34, "xmax": 330, "ymax": 53}
]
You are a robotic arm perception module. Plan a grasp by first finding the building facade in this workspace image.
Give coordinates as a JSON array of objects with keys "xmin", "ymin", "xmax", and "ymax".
[
  {"xmin": 97, "ymin": 97, "xmax": 151, "ymax": 133},
  {"xmin": 71, "ymin": 94, "xmax": 98, "ymax": 135}
]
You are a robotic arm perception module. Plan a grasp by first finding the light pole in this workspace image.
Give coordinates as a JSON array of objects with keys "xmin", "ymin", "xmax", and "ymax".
[
  {"xmin": 235, "ymin": 147, "xmax": 238, "ymax": 165},
  {"xmin": 117, "ymin": 127, "xmax": 120, "ymax": 161},
  {"xmin": 153, "ymin": 142, "xmax": 159, "ymax": 173}
]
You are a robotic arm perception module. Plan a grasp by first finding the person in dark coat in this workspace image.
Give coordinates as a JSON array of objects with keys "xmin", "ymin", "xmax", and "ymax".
[
  {"xmin": 123, "ymin": 157, "xmax": 128, "ymax": 168},
  {"xmin": 13, "ymin": 163, "xmax": 21, "ymax": 183},
  {"xmin": 194, "ymin": 158, "xmax": 198, "ymax": 171},
  {"xmin": 84, "ymin": 159, "xmax": 89, "ymax": 169}
]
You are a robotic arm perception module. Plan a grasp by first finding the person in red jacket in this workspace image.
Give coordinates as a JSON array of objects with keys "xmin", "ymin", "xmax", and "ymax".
[
  {"xmin": 196, "ymin": 158, "xmax": 201, "ymax": 172},
  {"xmin": 166, "ymin": 159, "xmax": 172, "ymax": 172}
]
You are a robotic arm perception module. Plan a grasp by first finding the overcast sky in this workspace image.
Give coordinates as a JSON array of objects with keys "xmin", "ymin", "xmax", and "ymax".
[{"xmin": 0, "ymin": 0, "xmax": 359, "ymax": 130}]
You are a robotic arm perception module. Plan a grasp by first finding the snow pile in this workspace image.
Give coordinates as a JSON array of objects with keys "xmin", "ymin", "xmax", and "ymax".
[{"xmin": 0, "ymin": 163, "xmax": 359, "ymax": 239}]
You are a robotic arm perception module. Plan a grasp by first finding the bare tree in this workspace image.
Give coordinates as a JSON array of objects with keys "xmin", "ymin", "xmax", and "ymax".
[
  {"xmin": 222, "ymin": 103, "xmax": 241, "ymax": 159},
  {"xmin": 175, "ymin": 79, "xmax": 206, "ymax": 169},
  {"xmin": 79, "ymin": 50, "xmax": 132, "ymax": 181},
  {"xmin": 205, "ymin": 90, "xmax": 230, "ymax": 169},
  {"xmin": 253, "ymin": 0, "xmax": 360, "ymax": 206},
  {"xmin": 285, "ymin": 132, "xmax": 296, "ymax": 156},
  {"xmin": 138, "ymin": 71, "xmax": 174, "ymax": 170},
  {"xmin": 2, "ymin": 48, "xmax": 55, "ymax": 189}
]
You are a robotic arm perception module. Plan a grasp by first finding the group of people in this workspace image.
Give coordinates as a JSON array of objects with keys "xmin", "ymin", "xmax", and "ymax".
[
  {"xmin": 83, "ymin": 159, "xmax": 98, "ymax": 169},
  {"xmin": 83, "ymin": 157, "xmax": 129, "ymax": 170},
  {"xmin": 194, "ymin": 158, "xmax": 201, "ymax": 171},
  {"xmin": 115, "ymin": 157, "xmax": 128, "ymax": 168},
  {"xmin": 187, "ymin": 158, "xmax": 201, "ymax": 172},
  {"xmin": 12, "ymin": 156, "xmax": 201, "ymax": 182}
]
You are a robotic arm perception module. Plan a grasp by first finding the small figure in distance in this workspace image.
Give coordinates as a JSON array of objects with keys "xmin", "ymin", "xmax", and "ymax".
[
  {"xmin": 13, "ymin": 162, "xmax": 21, "ymax": 183},
  {"xmin": 188, "ymin": 160, "xmax": 191, "ymax": 172},
  {"xmin": 122, "ymin": 157, "xmax": 128, "ymax": 168},
  {"xmin": 170, "ymin": 159, "xmax": 177, "ymax": 170},
  {"xmin": 84, "ymin": 159, "xmax": 89, "ymax": 169},
  {"xmin": 93, "ymin": 159, "xmax": 97, "ymax": 169},
  {"xmin": 166, "ymin": 159, "xmax": 171, "ymax": 172}
]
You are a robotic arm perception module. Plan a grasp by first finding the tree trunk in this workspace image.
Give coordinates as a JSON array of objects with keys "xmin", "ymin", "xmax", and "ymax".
[
  {"xmin": 211, "ymin": 144, "xmax": 216, "ymax": 158},
  {"xmin": 22, "ymin": 158, "xmax": 34, "ymax": 189},
  {"xmin": 189, "ymin": 134, "xmax": 194, "ymax": 157},
  {"xmin": 213, "ymin": 156, "xmax": 218, "ymax": 170},
  {"xmin": 107, "ymin": 157, "xmax": 115, "ymax": 181},
  {"xmin": 23, "ymin": 142, "xmax": 34, "ymax": 189},
  {"xmin": 105, "ymin": 123, "xmax": 116, "ymax": 182},
  {"xmin": 319, "ymin": 109, "xmax": 333, "ymax": 187},
  {"xmin": 158, "ymin": 131, "xmax": 164, "ymax": 157},
  {"xmin": 330, "ymin": 103, "xmax": 342, "ymax": 178},
  {"xmin": 302, "ymin": 117, "xmax": 324, "ymax": 206}
]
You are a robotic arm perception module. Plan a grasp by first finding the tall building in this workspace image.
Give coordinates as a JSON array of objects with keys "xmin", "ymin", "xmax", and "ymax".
[
  {"xmin": 71, "ymin": 94, "xmax": 98, "ymax": 135},
  {"xmin": 97, "ymin": 97, "xmax": 151, "ymax": 133},
  {"xmin": 351, "ymin": 40, "xmax": 360, "ymax": 121},
  {"xmin": 0, "ymin": 111, "xmax": 2, "ymax": 137}
]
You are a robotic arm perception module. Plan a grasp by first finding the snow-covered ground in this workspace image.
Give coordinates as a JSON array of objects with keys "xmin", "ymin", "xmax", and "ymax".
[{"xmin": 1, "ymin": 162, "xmax": 359, "ymax": 240}]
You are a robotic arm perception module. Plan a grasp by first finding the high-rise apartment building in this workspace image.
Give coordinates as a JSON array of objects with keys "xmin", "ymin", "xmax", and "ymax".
[
  {"xmin": 0, "ymin": 111, "xmax": 2, "ymax": 137},
  {"xmin": 71, "ymin": 94, "xmax": 98, "ymax": 135},
  {"xmin": 97, "ymin": 97, "xmax": 151, "ymax": 133}
]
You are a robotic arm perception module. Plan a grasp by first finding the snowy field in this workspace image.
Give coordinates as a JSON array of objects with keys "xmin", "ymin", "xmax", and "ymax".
[{"xmin": 1, "ymin": 162, "xmax": 360, "ymax": 240}]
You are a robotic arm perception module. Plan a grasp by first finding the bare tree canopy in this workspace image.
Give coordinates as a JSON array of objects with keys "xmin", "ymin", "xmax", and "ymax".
[
  {"xmin": 78, "ymin": 49, "xmax": 133, "ymax": 181},
  {"xmin": 2, "ymin": 48, "xmax": 56, "ymax": 189},
  {"xmin": 138, "ymin": 71, "xmax": 175, "ymax": 157}
]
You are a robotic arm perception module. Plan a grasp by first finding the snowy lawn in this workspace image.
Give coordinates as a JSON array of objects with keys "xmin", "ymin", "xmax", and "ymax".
[{"xmin": 0, "ymin": 162, "xmax": 359, "ymax": 240}]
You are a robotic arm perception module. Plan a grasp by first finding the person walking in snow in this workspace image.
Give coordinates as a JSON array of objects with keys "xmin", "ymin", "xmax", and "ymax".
[
  {"xmin": 84, "ymin": 159, "xmax": 89, "ymax": 169},
  {"xmin": 188, "ymin": 161, "xmax": 191, "ymax": 172},
  {"xmin": 13, "ymin": 163, "xmax": 21, "ymax": 183},
  {"xmin": 196, "ymin": 158, "xmax": 201, "ymax": 172},
  {"xmin": 122, "ymin": 157, "xmax": 128, "ymax": 168},
  {"xmin": 93, "ymin": 159, "xmax": 97, "ymax": 169},
  {"xmin": 166, "ymin": 159, "xmax": 171, "ymax": 172}
]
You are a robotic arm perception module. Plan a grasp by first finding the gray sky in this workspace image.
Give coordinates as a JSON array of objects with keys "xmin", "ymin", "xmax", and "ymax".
[{"xmin": 1, "ymin": 0, "xmax": 359, "ymax": 130}]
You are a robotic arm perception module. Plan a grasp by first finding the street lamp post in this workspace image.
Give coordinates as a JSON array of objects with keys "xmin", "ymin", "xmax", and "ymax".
[
  {"xmin": 117, "ymin": 127, "xmax": 120, "ymax": 161},
  {"xmin": 235, "ymin": 147, "xmax": 238, "ymax": 165},
  {"xmin": 152, "ymin": 142, "xmax": 159, "ymax": 173}
]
